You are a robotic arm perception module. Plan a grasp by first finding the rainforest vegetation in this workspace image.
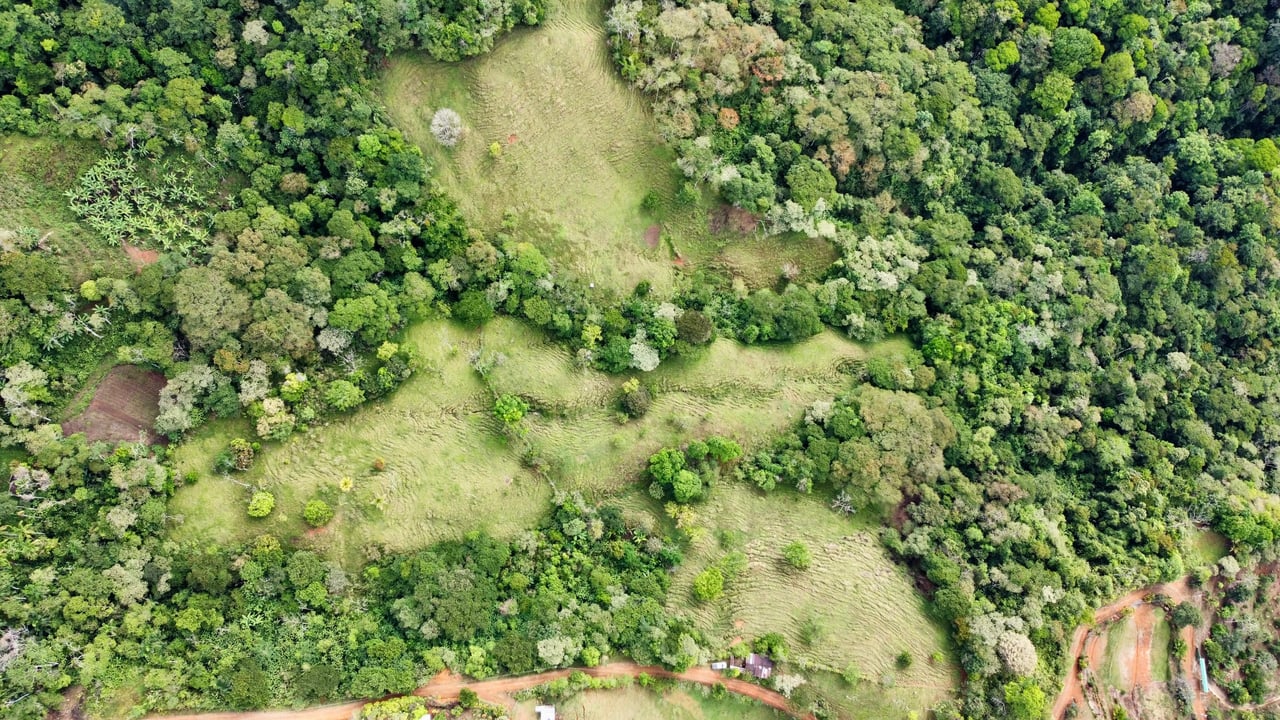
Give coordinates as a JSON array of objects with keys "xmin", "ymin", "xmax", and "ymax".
[{"xmin": 1, "ymin": 0, "xmax": 1280, "ymax": 717}]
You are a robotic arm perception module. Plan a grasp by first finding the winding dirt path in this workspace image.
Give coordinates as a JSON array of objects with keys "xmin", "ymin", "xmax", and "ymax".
[
  {"xmin": 145, "ymin": 662, "xmax": 813, "ymax": 720},
  {"xmin": 1177, "ymin": 624, "xmax": 1207, "ymax": 719},
  {"xmin": 1051, "ymin": 578, "xmax": 1196, "ymax": 720}
]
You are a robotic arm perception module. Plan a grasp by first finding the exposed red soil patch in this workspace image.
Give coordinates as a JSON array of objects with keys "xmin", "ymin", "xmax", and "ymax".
[
  {"xmin": 1180, "ymin": 625, "xmax": 1206, "ymax": 719},
  {"xmin": 643, "ymin": 224, "xmax": 661, "ymax": 249},
  {"xmin": 1053, "ymin": 577, "xmax": 1214, "ymax": 720},
  {"xmin": 62, "ymin": 365, "xmax": 167, "ymax": 445},
  {"xmin": 708, "ymin": 204, "xmax": 760, "ymax": 235},
  {"xmin": 145, "ymin": 661, "xmax": 814, "ymax": 720},
  {"xmin": 672, "ymin": 255, "xmax": 686, "ymax": 267},
  {"xmin": 506, "ymin": 133, "xmax": 518, "ymax": 145},
  {"xmin": 123, "ymin": 242, "xmax": 160, "ymax": 271}
]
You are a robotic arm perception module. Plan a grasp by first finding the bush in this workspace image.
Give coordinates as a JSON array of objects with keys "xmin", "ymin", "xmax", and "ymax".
[
  {"xmin": 619, "ymin": 378, "xmax": 651, "ymax": 418},
  {"xmin": 783, "ymin": 541, "xmax": 812, "ymax": 570},
  {"xmin": 229, "ymin": 438, "xmax": 257, "ymax": 471},
  {"xmin": 896, "ymin": 651, "xmax": 913, "ymax": 669},
  {"xmin": 1170, "ymin": 602, "xmax": 1203, "ymax": 629},
  {"xmin": 324, "ymin": 379, "xmax": 365, "ymax": 411},
  {"xmin": 303, "ymin": 500, "xmax": 334, "ymax": 527},
  {"xmin": 454, "ymin": 289, "xmax": 493, "ymax": 326},
  {"xmin": 693, "ymin": 566, "xmax": 724, "ymax": 601},
  {"xmin": 494, "ymin": 394, "xmax": 529, "ymax": 425},
  {"xmin": 675, "ymin": 309, "xmax": 714, "ymax": 345},
  {"xmin": 247, "ymin": 491, "xmax": 276, "ymax": 518}
]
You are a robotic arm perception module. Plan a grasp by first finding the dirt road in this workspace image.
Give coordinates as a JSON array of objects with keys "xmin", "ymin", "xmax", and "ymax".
[
  {"xmin": 145, "ymin": 661, "xmax": 814, "ymax": 720},
  {"xmin": 1050, "ymin": 578, "xmax": 1196, "ymax": 720}
]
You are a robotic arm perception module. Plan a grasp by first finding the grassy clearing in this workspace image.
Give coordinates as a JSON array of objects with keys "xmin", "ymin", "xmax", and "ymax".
[
  {"xmin": 168, "ymin": 320, "xmax": 540, "ymax": 565},
  {"xmin": 379, "ymin": 0, "xmax": 833, "ymax": 297},
  {"xmin": 0, "ymin": 134, "xmax": 130, "ymax": 281},
  {"xmin": 168, "ymin": 318, "xmax": 882, "ymax": 564},
  {"xmin": 501, "ymin": 329, "xmax": 905, "ymax": 498},
  {"xmin": 661, "ymin": 483, "xmax": 957, "ymax": 717},
  {"xmin": 1188, "ymin": 529, "xmax": 1229, "ymax": 568},
  {"xmin": 511, "ymin": 685, "xmax": 784, "ymax": 720},
  {"xmin": 1102, "ymin": 616, "xmax": 1136, "ymax": 690},
  {"xmin": 1150, "ymin": 609, "xmax": 1171, "ymax": 683}
]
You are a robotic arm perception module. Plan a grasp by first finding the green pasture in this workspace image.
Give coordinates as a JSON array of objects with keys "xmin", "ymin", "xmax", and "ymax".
[
  {"xmin": 660, "ymin": 483, "xmax": 958, "ymax": 718},
  {"xmin": 379, "ymin": 0, "xmax": 833, "ymax": 298},
  {"xmin": 168, "ymin": 317, "xmax": 885, "ymax": 564}
]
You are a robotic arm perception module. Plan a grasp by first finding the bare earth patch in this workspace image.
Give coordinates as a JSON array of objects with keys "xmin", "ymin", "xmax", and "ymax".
[
  {"xmin": 644, "ymin": 223, "xmax": 661, "ymax": 249},
  {"xmin": 63, "ymin": 365, "xmax": 167, "ymax": 445},
  {"xmin": 709, "ymin": 204, "xmax": 761, "ymax": 234},
  {"xmin": 122, "ymin": 242, "xmax": 160, "ymax": 270}
]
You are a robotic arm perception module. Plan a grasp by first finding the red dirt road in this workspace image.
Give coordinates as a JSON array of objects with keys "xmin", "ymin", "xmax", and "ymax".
[
  {"xmin": 1051, "ymin": 578, "xmax": 1197, "ymax": 720},
  {"xmin": 145, "ymin": 662, "xmax": 814, "ymax": 720},
  {"xmin": 1179, "ymin": 625, "xmax": 1207, "ymax": 719}
]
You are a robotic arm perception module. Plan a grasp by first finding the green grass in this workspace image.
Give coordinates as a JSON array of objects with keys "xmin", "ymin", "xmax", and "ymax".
[
  {"xmin": 1188, "ymin": 528, "xmax": 1229, "ymax": 568},
  {"xmin": 1101, "ymin": 616, "xmax": 1137, "ymax": 690},
  {"xmin": 1150, "ymin": 609, "xmax": 1171, "ymax": 683},
  {"xmin": 168, "ymin": 317, "xmax": 883, "ymax": 564},
  {"xmin": 512, "ymin": 685, "xmax": 785, "ymax": 720},
  {"xmin": 0, "ymin": 447, "xmax": 27, "ymax": 480},
  {"xmin": 658, "ymin": 483, "xmax": 957, "ymax": 717},
  {"xmin": 168, "ymin": 320, "xmax": 540, "ymax": 565},
  {"xmin": 496, "ymin": 328, "xmax": 905, "ymax": 498},
  {"xmin": 378, "ymin": 0, "xmax": 834, "ymax": 298},
  {"xmin": 807, "ymin": 667, "xmax": 957, "ymax": 720},
  {"xmin": 0, "ymin": 134, "xmax": 131, "ymax": 282}
]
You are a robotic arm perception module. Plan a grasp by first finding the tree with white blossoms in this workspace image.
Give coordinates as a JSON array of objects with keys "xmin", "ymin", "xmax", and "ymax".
[
  {"xmin": 430, "ymin": 108, "xmax": 464, "ymax": 147},
  {"xmin": 241, "ymin": 19, "xmax": 270, "ymax": 46},
  {"xmin": 995, "ymin": 631, "xmax": 1038, "ymax": 677},
  {"xmin": 1, "ymin": 362, "xmax": 51, "ymax": 427},
  {"xmin": 773, "ymin": 673, "xmax": 807, "ymax": 698},
  {"xmin": 255, "ymin": 397, "xmax": 296, "ymax": 441},
  {"xmin": 629, "ymin": 327, "xmax": 660, "ymax": 372},
  {"xmin": 536, "ymin": 635, "xmax": 582, "ymax": 667},
  {"xmin": 155, "ymin": 364, "xmax": 223, "ymax": 437},
  {"xmin": 238, "ymin": 360, "xmax": 271, "ymax": 406}
]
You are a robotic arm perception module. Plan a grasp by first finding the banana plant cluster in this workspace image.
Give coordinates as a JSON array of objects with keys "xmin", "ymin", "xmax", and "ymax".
[{"xmin": 65, "ymin": 153, "xmax": 212, "ymax": 255}]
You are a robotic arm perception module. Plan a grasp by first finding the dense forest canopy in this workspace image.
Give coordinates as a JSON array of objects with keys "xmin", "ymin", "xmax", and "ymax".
[
  {"xmin": 609, "ymin": 0, "xmax": 1280, "ymax": 715},
  {"xmin": 0, "ymin": 0, "xmax": 1279, "ymax": 717}
]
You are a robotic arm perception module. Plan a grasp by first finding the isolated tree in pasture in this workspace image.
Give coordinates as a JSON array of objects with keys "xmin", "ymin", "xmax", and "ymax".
[
  {"xmin": 431, "ymin": 108, "xmax": 464, "ymax": 147},
  {"xmin": 247, "ymin": 491, "xmax": 275, "ymax": 518},
  {"xmin": 304, "ymin": 500, "xmax": 334, "ymax": 527},
  {"xmin": 693, "ymin": 567, "xmax": 723, "ymax": 601}
]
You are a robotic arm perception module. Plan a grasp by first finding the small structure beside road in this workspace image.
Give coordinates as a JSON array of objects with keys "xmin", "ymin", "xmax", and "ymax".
[{"xmin": 710, "ymin": 653, "xmax": 774, "ymax": 680}]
